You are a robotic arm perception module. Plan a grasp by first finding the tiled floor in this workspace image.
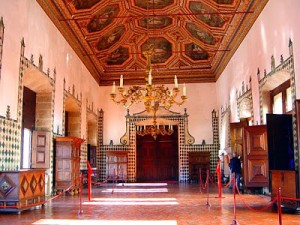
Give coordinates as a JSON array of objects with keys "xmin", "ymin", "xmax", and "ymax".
[{"xmin": 0, "ymin": 182, "xmax": 299, "ymax": 225}]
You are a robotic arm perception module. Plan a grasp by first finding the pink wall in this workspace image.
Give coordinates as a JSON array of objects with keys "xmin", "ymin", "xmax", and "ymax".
[
  {"xmin": 3, "ymin": 1, "xmax": 296, "ymax": 147},
  {"xmin": 216, "ymin": 0, "xmax": 300, "ymax": 125},
  {"xmin": 0, "ymin": 0, "xmax": 100, "ymax": 138},
  {"xmin": 99, "ymin": 82, "xmax": 217, "ymax": 145}
]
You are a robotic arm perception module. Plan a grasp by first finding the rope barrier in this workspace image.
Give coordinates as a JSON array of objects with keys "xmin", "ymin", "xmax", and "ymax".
[
  {"xmin": 223, "ymin": 179, "xmax": 232, "ymax": 189},
  {"xmin": 281, "ymin": 196, "xmax": 300, "ymax": 201},
  {"xmin": 199, "ymin": 168, "xmax": 209, "ymax": 191},
  {"xmin": 236, "ymin": 187, "xmax": 277, "ymax": 212},
  {"xmin": 0, "ymin": 184, "xmax": 74, "ymax": 210}
]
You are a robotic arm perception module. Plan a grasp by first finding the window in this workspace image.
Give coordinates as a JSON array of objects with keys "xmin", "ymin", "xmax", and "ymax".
[
  {"xmin": 22, "ymin": 128, "xmax": 32, "ymax": 169},
  {"xmin": 270, "ymin": 80, "xmax": 292, "ymax": 114},
  {"xmin": 286, "ymin": 86, "xmax": 292, "ymax": 112},
  {"xmin": 273, "ymin": 92, "xmax": 283, "ymax": 114}
]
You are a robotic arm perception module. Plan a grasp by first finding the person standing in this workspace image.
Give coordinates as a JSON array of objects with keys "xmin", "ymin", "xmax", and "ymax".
[{"xmin": 229, "ymin": 152, "xmax": 242, "ymax": 191}]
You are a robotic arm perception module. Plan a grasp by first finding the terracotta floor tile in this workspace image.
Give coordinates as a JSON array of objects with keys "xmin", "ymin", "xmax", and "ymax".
[{"xmin": 0, "ymin": 183, "xmax": 299, "ymax": 225}]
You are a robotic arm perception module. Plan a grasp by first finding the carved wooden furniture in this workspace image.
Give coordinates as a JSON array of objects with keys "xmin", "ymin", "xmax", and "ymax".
[
  {"xmin": 188, "ymin": 152, "xmax": 210, "ymax": 183},
  {"xmin": 270, "ymin": 170, "xmax": 297, "ymax": 208},
  {"xmin": 0, "ymin": 169, "xmax": 45, "ymax": 213},
  {"xmin": 54, "ymin": 137, "xmax": 84, "ymax": 194},
  {"xmin": 106, "ymin": 151, "xmax": 128, "ymax": 182},
  {"xmin": 266, "ymin": 113, "xmax": 299, "ymax": 210}
]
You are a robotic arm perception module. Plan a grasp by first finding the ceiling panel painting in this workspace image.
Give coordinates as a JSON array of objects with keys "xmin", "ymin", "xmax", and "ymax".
[
  {"xmin": 37, "ymin": 0, "xmax": 269, "ymax": 85},
  {"xmin": 87, "ymin": 4, "xmax": 120, "ymax": 33}
]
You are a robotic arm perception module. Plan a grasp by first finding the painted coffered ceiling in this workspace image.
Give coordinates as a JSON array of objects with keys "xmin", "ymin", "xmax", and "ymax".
[{"xmin": 37, "ymin": 0, "xmax": 268, "ymax": 86}]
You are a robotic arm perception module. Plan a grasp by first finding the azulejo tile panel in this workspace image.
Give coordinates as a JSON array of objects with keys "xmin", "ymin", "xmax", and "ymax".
[{"xmin": 0, "ymin": 118, "xmax": 21, "ymax": 171}]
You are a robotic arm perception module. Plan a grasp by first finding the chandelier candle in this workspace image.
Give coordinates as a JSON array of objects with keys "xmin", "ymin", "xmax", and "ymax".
[{"xmin": 110, "ymin": 51, "xmax": 187, "ymax": 139}]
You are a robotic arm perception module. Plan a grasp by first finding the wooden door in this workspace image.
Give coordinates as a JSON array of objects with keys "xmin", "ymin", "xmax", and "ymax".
[
  {"xmin": 31, "ymin": 130, "xmax": 50, "ymax": 168},
  {"xmin": 243, "ymin": 125, "xmax": 268, "ymax": 188},
  {"xmin": 136, "ymin": 126, "xmax": 178, "ymax": 181},
  {"xmin": 230, "ymin": 118, "xmax": 248, "ymax": 157}
]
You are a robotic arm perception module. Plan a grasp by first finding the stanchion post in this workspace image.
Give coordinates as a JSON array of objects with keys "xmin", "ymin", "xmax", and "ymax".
[
  {"xmin": 216, "ymin": 160, "xmax": 222, "ymax": 198},
  {"xmin": 231, "ymin": 173, "xmax": 237, "ymax": 225},
  {"xmin": 112, "ymin": 168, "xmax": 117, "ymax": 194},
  {"xmin": 199, "ymin": 168, "xmax": 202, "ymax": 193},
  {"xmin": 87, "ymin": 161, "xmax": 92, "ymax": 201},
  {"xmin": 206, "ymin": 169, "xmax": 211, "ymax": 207},
  {"xmin": 78, "ymin": 172, "xmax": 83, "ymax": 214},
  {"xmin": 277, "ymin": 187, "xmax": 282, "ymax": 225}
]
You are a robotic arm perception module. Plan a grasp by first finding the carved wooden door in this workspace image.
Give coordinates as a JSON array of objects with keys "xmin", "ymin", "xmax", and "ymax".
[
  {"xmin": 136, "ymin": 126, "xmax": 178, "ymax": 181},
  {"xmin": 230, "ymin": 118, "xmax": 248, "ymax": 157},
  {"xmin": 31, "ymin": 130, "xmax": 50, "ymax": 168},
  {"xmin": 243, "ymin": 125, "xmax": 269, "ymax": 188}
]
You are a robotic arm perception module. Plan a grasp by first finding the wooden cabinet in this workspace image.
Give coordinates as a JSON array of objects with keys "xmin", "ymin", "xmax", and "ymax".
[
  {"xmin": 271, "ymin": 170, "xmax": 298, "ymax": 209},
  {"xmin": 0, "ymin": 169, "xmax": 45, "ymax": 213},
  {"xmin": 188, "ymin": 152, "xmax": 210, "ymax": 182},
  {"xmin": 106, "ymin": 151, "xmax": 128, "ymax": 182},
  {"xmin": 55, "ymin": 137, "xmax": 84, "ymax": 194}
]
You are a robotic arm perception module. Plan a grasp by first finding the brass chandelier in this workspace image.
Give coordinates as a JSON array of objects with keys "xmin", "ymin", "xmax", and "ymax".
[{"xmin": 110, "ymin": 50, "xmax": 187, "ymax": 139}]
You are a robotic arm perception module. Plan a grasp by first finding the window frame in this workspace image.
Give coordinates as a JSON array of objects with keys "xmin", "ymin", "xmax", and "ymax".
[{"xmin": 270, "ymin": 80, "xmax": 291, "ymax": 114}]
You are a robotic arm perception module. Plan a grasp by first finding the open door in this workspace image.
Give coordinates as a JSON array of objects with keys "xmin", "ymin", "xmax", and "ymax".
[
  {"xmin": 230, "ymin": 118, "xmax": 249, "ymax": 157},
  {"xmin": 31, "ymin": 130, "xmax": 50, "ymax": 168},
  {"xmin": 243, "ymin": 125, "xmax": 268, "ymax": 188}
]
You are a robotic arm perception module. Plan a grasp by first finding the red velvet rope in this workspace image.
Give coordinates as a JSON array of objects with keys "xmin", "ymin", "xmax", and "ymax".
[
  {"xmin": 281, "ymin": 196, "xmax": 300, "ymax": 202},
  {"xmin": 199, "ymin": 169, "xmax": 209, "ymax": 190},
  {"xmin": 235, "ymin": 187, "xmax": 277, "ymax": 212},
  {"xmin": 91, "ymin": 179, "xmax": 108, "ymax": 185},
  {"xmin": 0, "ymin": 184, "xmax": 74, "ymax": 209}
]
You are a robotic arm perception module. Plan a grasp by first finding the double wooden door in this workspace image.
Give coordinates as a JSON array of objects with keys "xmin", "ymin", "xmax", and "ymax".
[{"xmin": 136, "ymin": 126, "xmax": 178, "ymax": 181}]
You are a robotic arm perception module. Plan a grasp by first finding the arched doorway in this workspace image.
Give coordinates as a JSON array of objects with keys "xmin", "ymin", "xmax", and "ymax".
[{"xmin": 136, "ymin": 126, "xmax": 178, "ymax": 181}]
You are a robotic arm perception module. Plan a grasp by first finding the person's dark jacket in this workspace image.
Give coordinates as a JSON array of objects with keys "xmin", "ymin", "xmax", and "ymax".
[{"xmin": 229, "ymin": 157, "xmax": 241, "ymax": 174}]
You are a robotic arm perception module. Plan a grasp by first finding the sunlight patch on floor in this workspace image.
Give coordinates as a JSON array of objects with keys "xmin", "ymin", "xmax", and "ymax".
[
  {"xmin": 92, "ymin": 197, "xmax": 177, "ymax": 201},
  {"xmin": 101, "ymin": 188, "xmax": 169, "ymax": 193},
  {"xmin": 83, "ymin": 197, "xmax": 178, "ymax": 206},
  {"xmin": 116, "ymin": 183, "xmax": 168, "ymax": 187},
  {"xmin": 33, "ymin": 219, "xmax": 178, "ymax": 225}
]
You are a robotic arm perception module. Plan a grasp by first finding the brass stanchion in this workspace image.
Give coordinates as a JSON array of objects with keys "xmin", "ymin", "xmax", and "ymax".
[
  {"xmin": 199, "ymin": 168, "xmax": 202, "ymax": 193},
  {"xmin": 231, "ymin": 173, "xmax": 238, "ymax": 225},
  {"xmin": 206, "ymin": 169, "xmax": 211, "ymax": 207},
  {"xmin": 277, "ymin": 187, "xmax": 282, "ymax": 225},
  {"xmin": 78, "ymin": 172, "xmax": 83, "ymax": 215}
]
